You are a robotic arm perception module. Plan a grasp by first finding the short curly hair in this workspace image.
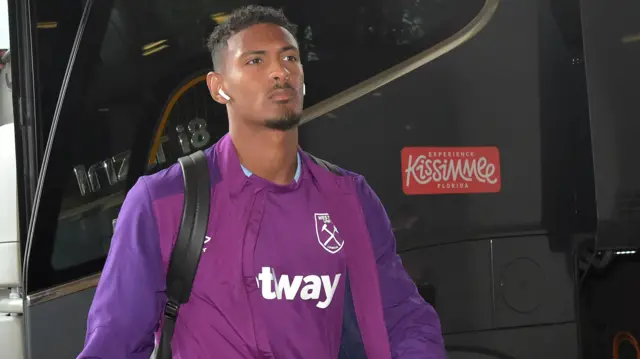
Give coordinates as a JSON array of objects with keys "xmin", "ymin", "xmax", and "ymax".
[{"xmin": 207, "ymin": 5, "xmax": 298, "ymax": 71}]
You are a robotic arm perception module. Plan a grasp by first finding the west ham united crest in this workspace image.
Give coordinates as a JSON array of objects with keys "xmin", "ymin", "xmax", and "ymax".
[{"xmin": 314, "ymin": 213, "xmax": 344, "ymax": 254}]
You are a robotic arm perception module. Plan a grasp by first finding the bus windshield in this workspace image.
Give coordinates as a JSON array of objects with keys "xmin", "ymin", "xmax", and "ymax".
[{"xmin": 27, "ymin": 0, "xmax": 484, "ymax": 292}]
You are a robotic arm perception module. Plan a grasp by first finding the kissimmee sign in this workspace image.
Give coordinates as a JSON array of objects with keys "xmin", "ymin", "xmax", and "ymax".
[{"xmin": 401, "ymin": 146, "xmax": 501, "ymax": 195}]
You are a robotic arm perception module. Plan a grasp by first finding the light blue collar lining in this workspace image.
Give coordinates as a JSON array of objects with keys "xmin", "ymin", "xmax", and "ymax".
[{"xmin": 240, "ymin": 152, "xmax": 301, "ymax": 182}]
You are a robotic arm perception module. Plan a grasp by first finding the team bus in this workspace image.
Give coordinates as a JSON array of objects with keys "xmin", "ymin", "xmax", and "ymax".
[{"xmin": 2, "ymin": 0, "xmax": 639, "ymax": 358}]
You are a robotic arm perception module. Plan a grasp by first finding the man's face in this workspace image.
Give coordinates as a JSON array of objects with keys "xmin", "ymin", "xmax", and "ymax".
[{"xmin": 212, "ymin": 23, "xmax": 304, "ymax": 131}]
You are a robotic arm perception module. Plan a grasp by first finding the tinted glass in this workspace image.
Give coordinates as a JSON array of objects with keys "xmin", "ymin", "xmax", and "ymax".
[
  {"xmin": 34, "ymin": 0, "xmax": 85, "ymax": 161},
  {"xmin": 27, "ymin": 0, "xmax": 484, "ymax": 292}
]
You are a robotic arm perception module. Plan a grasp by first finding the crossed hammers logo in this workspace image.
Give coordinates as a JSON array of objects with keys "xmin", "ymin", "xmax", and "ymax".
[{"xmin": 321, "ymin": 223, "xmax": 341, "ymax": 248}]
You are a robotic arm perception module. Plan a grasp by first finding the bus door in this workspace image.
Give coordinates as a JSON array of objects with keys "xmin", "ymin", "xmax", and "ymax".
[{"xmin": 18, "ymin": 0, "xmax": 488, "ymax": 357}]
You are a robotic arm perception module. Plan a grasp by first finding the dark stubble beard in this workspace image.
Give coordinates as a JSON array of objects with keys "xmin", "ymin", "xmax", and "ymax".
[{"xmin": 263, "ymin": 111, "xmax": 302, "ymax": 131}]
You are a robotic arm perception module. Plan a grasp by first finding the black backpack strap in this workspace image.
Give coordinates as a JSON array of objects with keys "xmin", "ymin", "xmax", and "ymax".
[
  {"xmin": 156, "ymin": 150, "xmax": 211, "ymax": 359},
  {"xmin": 305, "ymin": 152, "xmax": 343, "ymax": 176}
]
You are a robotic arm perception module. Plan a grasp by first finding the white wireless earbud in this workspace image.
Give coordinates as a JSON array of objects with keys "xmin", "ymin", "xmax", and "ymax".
[
  {"xmin": 218, "ymin": 88, "xmax": 231, "ymax": 101},
  {"xmin": 302, "ymin": 83, "xmax": 306, "ymax": 96}
]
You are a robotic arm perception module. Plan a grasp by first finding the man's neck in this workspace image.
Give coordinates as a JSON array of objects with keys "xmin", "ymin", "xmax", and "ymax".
[{"xmin": 229, "ymin": 123, "xmax": 299, "ymax": 185}]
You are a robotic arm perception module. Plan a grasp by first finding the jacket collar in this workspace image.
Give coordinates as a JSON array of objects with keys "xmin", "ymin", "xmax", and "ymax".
[
  {"xmin": 240, "ymin": 152, "xmax": 302, "ymax": 183},
  {"xmin": 215, "ymin": 133, "xmax": 305, "ymax": 195}
]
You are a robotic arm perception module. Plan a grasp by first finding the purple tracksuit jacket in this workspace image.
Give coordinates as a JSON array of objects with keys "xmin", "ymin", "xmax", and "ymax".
[{"xmin": 78, "ymin": 134, "xmax": 445, "ymax": 359}]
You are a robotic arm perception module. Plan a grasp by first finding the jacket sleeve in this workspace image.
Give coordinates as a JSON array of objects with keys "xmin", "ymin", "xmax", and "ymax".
[
  {"xmin": 77, "ymin": 177, "xmax": 165, "ymax": 358},
  {"xmin": 354, "ymin": 176, "xmax": 446, "ymax": 359}
]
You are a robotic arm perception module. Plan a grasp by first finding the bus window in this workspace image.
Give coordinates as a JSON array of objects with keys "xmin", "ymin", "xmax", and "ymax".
[{"xmin": 26, "ymin": 0, "xmax": 484, "ymax": 293}]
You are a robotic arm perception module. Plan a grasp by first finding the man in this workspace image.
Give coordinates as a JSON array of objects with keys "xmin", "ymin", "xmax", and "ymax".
[{"xmin": 78, "ymin": 5, "xmax": 444, "ymax": 359}]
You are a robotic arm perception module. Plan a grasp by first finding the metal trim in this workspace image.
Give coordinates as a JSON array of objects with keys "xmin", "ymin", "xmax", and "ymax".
[
  {"xmin": 26, "ymin": 273, "xmax": 100, "ymax": 306},
  {"xmin": 301, "ymin": 0, "xmax": 500, "ymax": 124}
]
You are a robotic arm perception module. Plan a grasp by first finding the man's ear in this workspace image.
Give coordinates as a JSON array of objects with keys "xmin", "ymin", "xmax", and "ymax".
[{"xmin": 207, "ymin": 72, "xmax": 229, "ymax": 104}]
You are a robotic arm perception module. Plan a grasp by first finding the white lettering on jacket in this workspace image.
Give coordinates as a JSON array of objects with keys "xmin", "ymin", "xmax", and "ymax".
[{"xmin": 256, "ymin": 267, "xmax": 341, "ymax": 309}]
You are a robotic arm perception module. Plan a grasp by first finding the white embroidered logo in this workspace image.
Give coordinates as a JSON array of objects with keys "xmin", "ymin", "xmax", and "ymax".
[
  {"xmin": 256, "ymin": 267, "xmax": 341, "ymax": 309},
  {"xmin": 314, "ymin": 213, "xmax": 344, "ymax": 254},
  {"xmin": 202, "ymin": 236, "xmax": 211, "ymax": 253}
]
